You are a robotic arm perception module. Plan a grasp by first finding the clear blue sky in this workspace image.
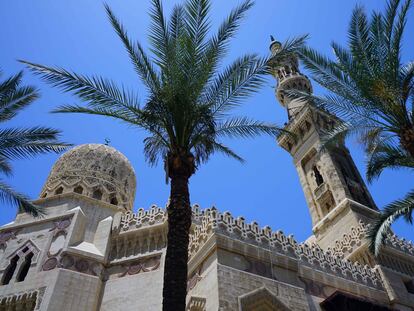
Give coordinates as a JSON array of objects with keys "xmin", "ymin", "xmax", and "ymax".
[{"xmin": 1, "ymin": 0, "xmax": 413, "ymax": 242}]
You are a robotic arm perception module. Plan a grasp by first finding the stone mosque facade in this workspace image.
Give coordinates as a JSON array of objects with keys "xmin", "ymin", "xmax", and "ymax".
[{"xmin": 0, "ymin": 40, "xmax": 414, "ymax": 311}]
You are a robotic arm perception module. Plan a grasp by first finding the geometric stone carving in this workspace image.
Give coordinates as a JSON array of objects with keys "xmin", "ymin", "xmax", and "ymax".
[
  {"xmin": 39, "ymin": 144, "xmax": 136, "ymax": 210},
  {"xmin": 238, "ymin": 287, "xmax": 290, "ymax": 311},
  {"xmin": 186, "ymin": 296, "xmax": 206, "ymax": 311},
  {"xmin": 117, "ymin": 255, "xmax": 161, "ymax": 278},
  {"xmin": 327, "ymin": 220, "xmax": 414, "ymax": 260},
  {"xmin": 0, "ymin": 287, "xmax": 45, "ymax": 310}
]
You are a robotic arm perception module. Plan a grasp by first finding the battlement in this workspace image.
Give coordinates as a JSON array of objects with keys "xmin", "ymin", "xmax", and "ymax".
[{"xmin": 120, "ymin": 205, "xmax": 386, "ymax": 289}]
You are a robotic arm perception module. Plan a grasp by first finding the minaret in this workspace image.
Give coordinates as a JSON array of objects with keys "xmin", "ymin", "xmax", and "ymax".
[{"xmin": 268, "ymin": 37, "xmax": 378, "ymax": 250}]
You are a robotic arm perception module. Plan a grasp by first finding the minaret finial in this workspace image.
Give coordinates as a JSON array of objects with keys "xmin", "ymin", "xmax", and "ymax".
[{"xmin": 270, "ymin": 35, "xmax": 275, "ymax": 42}]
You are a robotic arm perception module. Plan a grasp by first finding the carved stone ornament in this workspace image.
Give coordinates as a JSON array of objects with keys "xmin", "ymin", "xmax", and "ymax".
[
  {"xmin": 118, "ymin": 255, "xmax": 161, "ymax": 278},
  {"xmin": 0, "ymin": 229, "xmax": 19, "ymax": 249}
]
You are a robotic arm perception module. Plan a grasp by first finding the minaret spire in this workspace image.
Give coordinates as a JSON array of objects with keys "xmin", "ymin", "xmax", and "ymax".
[{"xmin": 268, "ymin": 37, "xmax": 312, "ymax": 119}]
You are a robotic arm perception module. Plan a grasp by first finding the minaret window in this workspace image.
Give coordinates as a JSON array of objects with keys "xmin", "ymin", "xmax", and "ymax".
[
  {"xmin": 313, "ymin": 166, "xmax": 324, "ymax": 186},
  {"xmin": 2, "ymin": 255, "xmax": 19, "ymax": 285},
  {"xmin": 16, "ymin": 252, "xmax": 33, "ymax": 282},
  {"xmin": 55, "ymin": 186, "xmax": 63, "ymax": 195}
]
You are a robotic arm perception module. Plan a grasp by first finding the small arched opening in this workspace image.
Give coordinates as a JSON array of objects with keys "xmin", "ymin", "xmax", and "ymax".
[
  {"xmin": 93, "ymin": 189, "xmax": 103, "ymax": 200},
  {"xmin": 110, "ymin": 196, "xmax": 118, "ymax": 206},
  {"xmin": 55, "ymin": 187, "xmax": 63, "ymax": 195},
  {"xmin": 313, "ymin": 166, "xmax": 324, "ymax": 186},
  {"xmin": 74, "ymin": 185, "xmax": 83, "ymax": 194},
  {"xmin": 16, "ymin": 252, "xmax": 33, "ymax": 282},
  {"xmin": 2, "ymin": 255, "xmax": 19, "ymax": 285}
]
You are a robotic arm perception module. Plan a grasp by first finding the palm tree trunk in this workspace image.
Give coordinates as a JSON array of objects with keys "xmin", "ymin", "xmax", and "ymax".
[
  {"xmin": 399, "ymin": 127, "xmax": 414, "ymax": 158},
  {"xmin": 162, "ymin": 152, "xmax": 194, "ymax": 311}
]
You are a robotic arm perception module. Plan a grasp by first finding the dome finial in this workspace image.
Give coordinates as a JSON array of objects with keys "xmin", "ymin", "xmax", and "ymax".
[{"xmin": 270, "ymin": 35, "xmax": 275, "ymax": 42}]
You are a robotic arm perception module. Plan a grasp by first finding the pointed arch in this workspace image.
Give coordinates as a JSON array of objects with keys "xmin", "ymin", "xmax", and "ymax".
[{"xmin": 239, "ymin": 287, "xmax": 291, "ymax": 311}]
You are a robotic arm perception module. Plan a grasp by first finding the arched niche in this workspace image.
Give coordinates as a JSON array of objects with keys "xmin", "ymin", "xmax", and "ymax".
[{"xmin": 238, "ymin": 287, "xmax": 291, "ymax": 311}]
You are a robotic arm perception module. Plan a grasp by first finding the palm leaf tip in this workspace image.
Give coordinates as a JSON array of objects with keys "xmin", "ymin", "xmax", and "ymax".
[
  {"xmin": 0, "ymin": 181, "xmax": 45, "ymax": 217},
  {"xmin": 368, "ymin": 189, "xmax": 414, "ymax": 255}
]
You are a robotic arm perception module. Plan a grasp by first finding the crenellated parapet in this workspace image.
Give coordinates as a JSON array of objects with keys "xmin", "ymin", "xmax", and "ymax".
[
  {"xmin": 327, "ymin": 220, "xmax": 414, "ymax": 259},
  {"xmin": 187, "ymin": 206, "xmax": 384, "ymax": 289},
  {"xmin": 120, "ymin": 204, "xmax": 167, "ymax": 231},
  {"xmin": 122, "ymin": 205, "xmax": 383, "ymax": 289}
]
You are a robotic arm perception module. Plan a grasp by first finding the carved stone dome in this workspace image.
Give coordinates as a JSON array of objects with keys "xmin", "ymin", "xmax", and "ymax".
[{"xmin": 40, "ymin": 144, "xmax": 136, "ymax": 210}]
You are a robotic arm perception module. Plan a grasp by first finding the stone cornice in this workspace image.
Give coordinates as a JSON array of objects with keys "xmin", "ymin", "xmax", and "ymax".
[{"xmin": 312, "ymin": 199, "xmax": 378, "ymax": 234}]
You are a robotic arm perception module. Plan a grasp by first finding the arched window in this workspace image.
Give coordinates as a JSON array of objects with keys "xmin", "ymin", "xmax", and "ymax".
[
  {"xmin": 110, "ymin": 196, "xmax": 118, "ymax": 206},
  {"xmin": 93, "ymin": 189, "xmax": 103, "ymax": 200},
  {"xmin": 16, "ymin": 252, "xmax": 33, "ymax": 282},
  {"xmin": 74, "ymin": 185, "xmax": 83, "ymax": 194},
  {"xmin": 313, "ymin": 166, "xmax": 324, "ymax": 186},
  {"xmin": 55, "ymin": 186, "xmax": 63, "ymax": 195},
  {"xmin": 2, "ymin": 255, "xmax": 19, "ymax": 285}
]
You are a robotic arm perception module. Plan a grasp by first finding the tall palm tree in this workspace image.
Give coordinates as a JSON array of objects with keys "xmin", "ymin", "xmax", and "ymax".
[
  {"xmin": 0, "ymin": 69, "xmax": 68, "ymax": 216},
  {"xmin": 21, "ymin": 1, "xmax": 304, "ymax": 309},
  {"xmin": 287, "ymin": 0, "xmax": 413, "ymax": 255}
]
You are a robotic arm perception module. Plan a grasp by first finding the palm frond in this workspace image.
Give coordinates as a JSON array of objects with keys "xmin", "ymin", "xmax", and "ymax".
[
  {"xmin": 197, "ymin": 0, "xmax": 254, "ymax": 85},
  {"xmin": 206, "ymin": 55, "xmax": 268, "ymax": 116},
  {"xmin": 390, "ymin": 0, "xmax": 411, "ymax": 74},
  {"xmin": 53, "ymin": 104, "xmax": 142, "ymax": 126},
  {"xmin": 143, "ymin": 134, "xmax": 169, "ymax": 166},
  {"xmin": 368, "ymin": 189, "xmax": 414, "ymax": 255},
  {"xmin": 0, "ymin": 180, "xmax": 44, "ymax": 217},
  {"xmin": 185, "ymin": 0, "xmax": 211, "ymax": 54},
  {"xmin": 349, "ymin": 5, "xmax": 375, "ymax": 75},
  {"xmin": 0, "ymin": 127, "xmax": 69, "ymax": 160},
  {"xmin": 366, "ymin": 142, "xmax": 414, "ymax": 182},
  {"xmin": 105, "ymin": 4, "xmax": 160, "ymax": 94},
  {"xmin": 20, "ymin": 60, "xmax": 140, "ymax": 111},
  {"xmin": 216, "ymin": 117, "xmax": 283, "ymax": 139},
  {"xmin": 0, "ymin": 71, "xmax": 23, "ymax": 96},
  {"xmin": 0, "ymin": 86, "xmax": 39, "ymax": 122},
  {"xmin": 0, "ymin": 158, "xmax": 12, "ymax": 176},
  {"xmin": 211, "ymin": 141, "xmax": 244, "ymax": 163},
  {"xmin": 148, "ymin": 0, "xmax": 171, "ymax": 68}
]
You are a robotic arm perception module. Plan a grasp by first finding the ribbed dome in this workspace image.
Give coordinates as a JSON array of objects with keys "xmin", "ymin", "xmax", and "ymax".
[{"xmin": 40, "ymin": 144, "xmax": 136, "ymax": 210}]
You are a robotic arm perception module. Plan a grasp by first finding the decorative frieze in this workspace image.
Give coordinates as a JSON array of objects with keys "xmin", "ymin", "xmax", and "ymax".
[
  {"xmin": 117, "ymin": 255, "xmax": 161, "ymax": 278},
  {"xmin": 0, "ymin": 287, "xmax": 45, "ymax": 310},
  {"xmin": 42, "ymin": 253, "xmax": 104, "ymax": 277}
]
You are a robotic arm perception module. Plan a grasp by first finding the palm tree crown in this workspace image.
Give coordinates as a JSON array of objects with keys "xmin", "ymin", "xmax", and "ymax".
[
  {"xmin": 0, "ymin": 69, "xmax": 69, "ymax": 216},
  {"xmin": 291, "ymin": 0, "xmax": 413, "ymax": 255},
  {"xmin": 22, "ymin": 1, "xmax": 298, "ymax": 168},
  {"xmin": 20, "ymin": 0, "xmax": 305, "ymax": 309}
]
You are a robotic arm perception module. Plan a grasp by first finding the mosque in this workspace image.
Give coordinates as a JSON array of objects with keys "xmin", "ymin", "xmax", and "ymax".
[{"xmin": 0, "ymin": 39, "xmax": 413, "ymax": 310}]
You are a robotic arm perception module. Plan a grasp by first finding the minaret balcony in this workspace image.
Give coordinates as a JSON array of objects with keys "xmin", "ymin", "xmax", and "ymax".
[{"xmin": 314, "ymin": 183, "xmax": 329, "ymax": 201}]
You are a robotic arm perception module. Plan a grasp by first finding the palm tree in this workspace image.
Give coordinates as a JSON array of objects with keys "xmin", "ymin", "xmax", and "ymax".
[
  {"xmin": 287, "ymin": 0, "xmax": 414, "ymax": 255},
  {"xmin": 0, "ymin": 69, "xmax": 69, "ymax": 216},
  {"xmin": 20, "ymin": 0, "xmax": 305, "ymax": 309}
]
